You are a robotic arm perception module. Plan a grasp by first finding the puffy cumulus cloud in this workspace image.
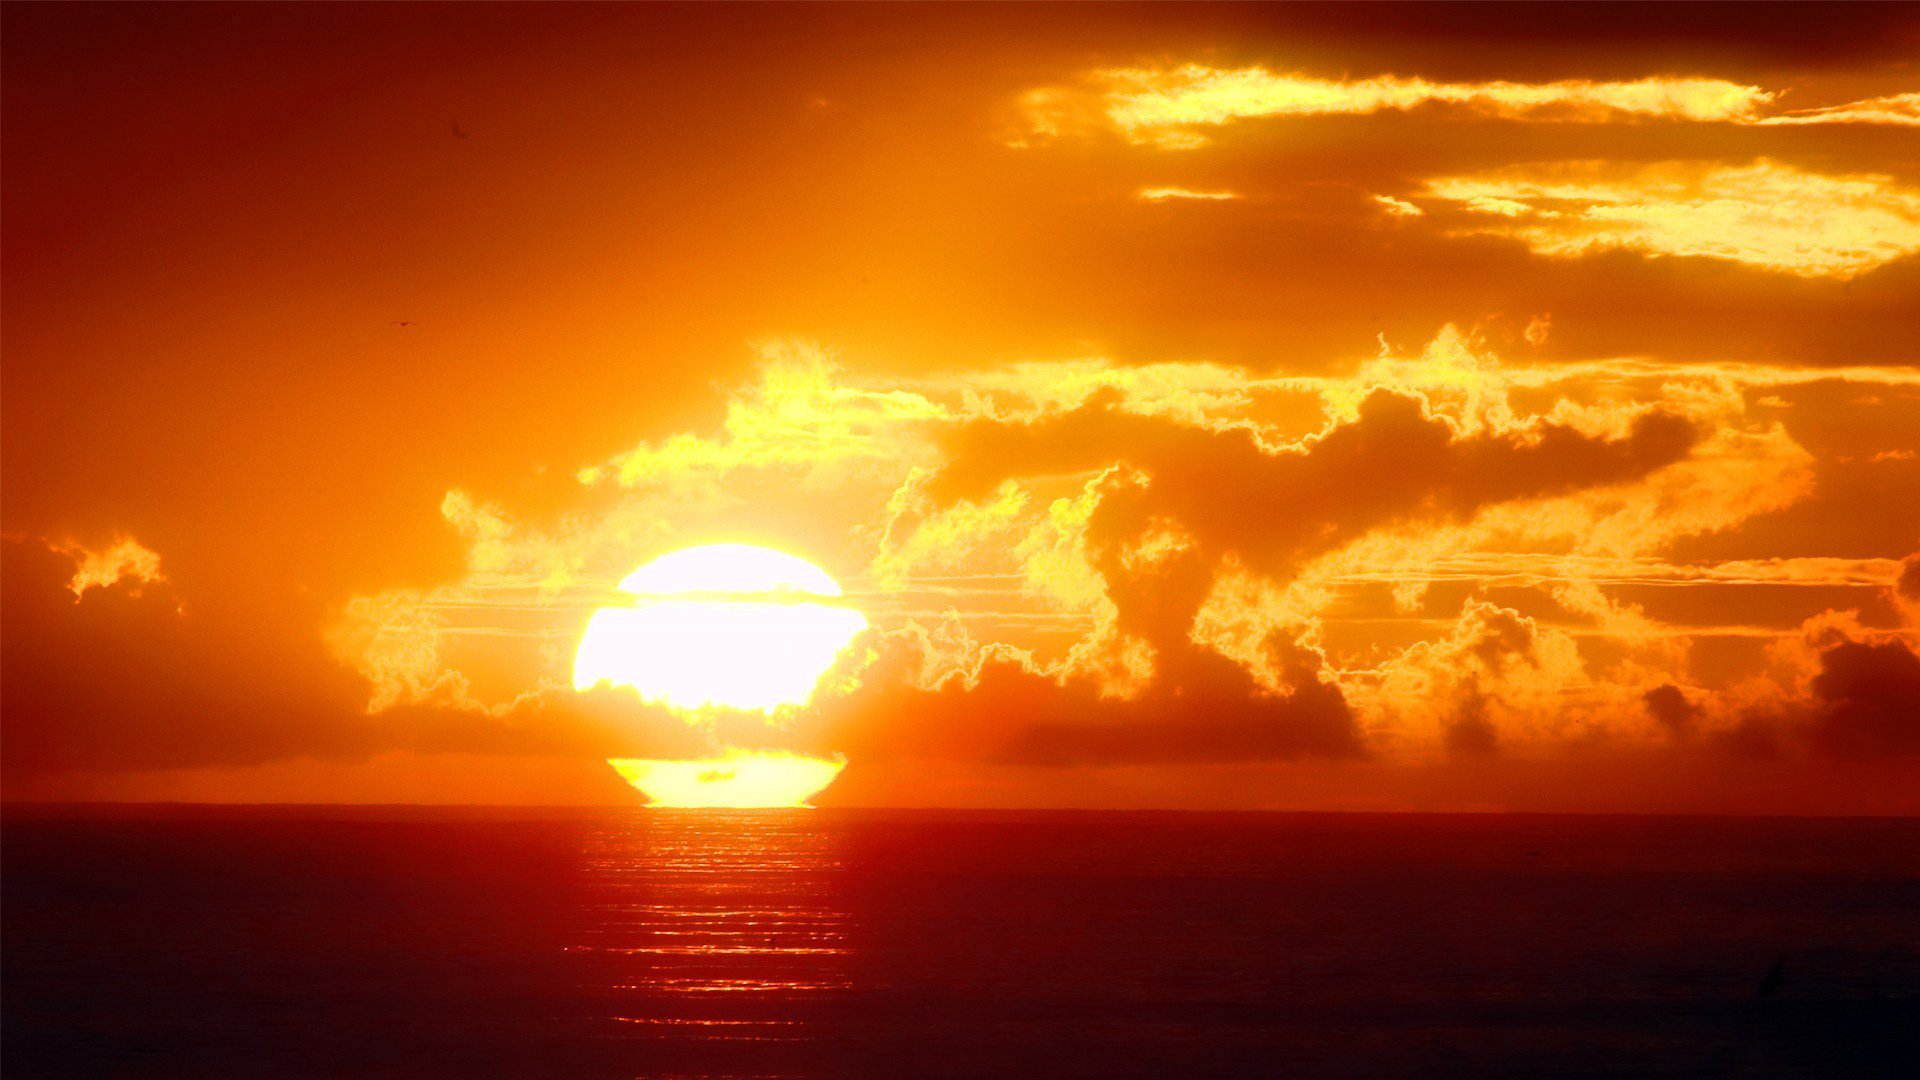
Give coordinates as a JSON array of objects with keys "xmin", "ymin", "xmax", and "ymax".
[
  {"xmin": 875, "ymin": 338, "xmax": 1728, "ymax": 764},
  {"xmin": 1369, "ymin": 600, "xmax": 1597, "ymax": 758},
  {"xmin": 332, "ymin": 345, "xmax": 954, "ymax": 722},
  {"xmin": 870, "ymin": 328, "xmax": 1896, "ymax": 760},
  {"xmin": 1690, "ymin": 608, "xmax": 1920, "ymax": 762},
  {"xmin": 809, "ymin": 618, "xmax": 1361, "ymax": 767},
  {"xmin": 1643, "ymin": 684, "xmax": 1700, "ymax": 739},
  {"xmin": 926, "ymin": 384, "xmax": 1695, "ymax": 590},
  {"xmin": 1802, "ymin": 637, "xmax": 1920, "ymax": 758},
  {"xmin": 1011, "ymin": 64, "xmax": 1920, "ymax": 149},
  {"xmin": 313, "ymin": 326, "xmax": 1920, "ymax": 774},
  {"xmin": 23, "ymin": 327, "xmax": 1885, "ymax": 785},
  {"xmin": 1899, "ymin": 555, "xmax": 1920, "ymax": 604},
  {"xmin": 42, "ymin": 534, "xmax": 167, "ymax": 599},
  {"xmin": 578, "ymin": 341, "xmax": 947, "ymax": 493},
  {"xmin": 1417, "ymin": 160, "xmax": 1920, "ymax": 279}
]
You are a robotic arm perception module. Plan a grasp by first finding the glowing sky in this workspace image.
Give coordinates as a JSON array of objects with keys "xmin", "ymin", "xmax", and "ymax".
[{"xmin": 5, "ymin": 4, "xmax": 1918, "ymax": 812}]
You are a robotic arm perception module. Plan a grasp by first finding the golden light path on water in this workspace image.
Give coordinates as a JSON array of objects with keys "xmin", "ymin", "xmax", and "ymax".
[
  {"xmin": 574, "ymin": 544, "xmax": 864, "ymax": 808},
  {"xmin": 570, "ymin": 811, "xmax": 853, "ymax": 1048}
]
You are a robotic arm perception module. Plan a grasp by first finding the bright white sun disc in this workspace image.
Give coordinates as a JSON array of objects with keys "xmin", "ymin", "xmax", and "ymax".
[{"xmin": 573, "ymin": 544, "xmax": 867, "ymax": 713}]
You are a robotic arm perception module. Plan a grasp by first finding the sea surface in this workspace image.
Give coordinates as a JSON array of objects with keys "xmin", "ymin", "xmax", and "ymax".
[{"xmin": 5, "ymin": 806, "xmax": 1918, "ymax": 1078}]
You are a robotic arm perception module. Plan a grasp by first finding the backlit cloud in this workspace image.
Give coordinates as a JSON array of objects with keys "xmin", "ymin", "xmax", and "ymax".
[
  {"xmin": 10, "ymin": 6, "xmax": 1920, "ymax": 812},
  {"xmin": 1014, "ymin": 65, "xmax": 1918, "ymax": 148},
  {"xmin": 1373, "ymin": 194, "xmax": 1424, "ymax": 219},
  {"xmin": 1759, "ymin": 91, "xmax": 1920, "ymax": 127},
  {"xmin": 310, "ymin": 325, "xmax": 1920, "ymax": 778},
  {"xmin": 46, "ymin": 535, "xmax": 167, "ymax": 599},
  {"xmin": 1138, "ymin": 187, "xmax": 1240, "ymax": 202},
  {"xmin": 1419, "ymin": 160, "xmax": 1920, "ymax": 278}
]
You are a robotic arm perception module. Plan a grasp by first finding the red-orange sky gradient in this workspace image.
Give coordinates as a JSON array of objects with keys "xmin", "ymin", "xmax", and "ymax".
[{"xmin": 6, "ymin": 3, "xmax": 1920, "ymax": 812}]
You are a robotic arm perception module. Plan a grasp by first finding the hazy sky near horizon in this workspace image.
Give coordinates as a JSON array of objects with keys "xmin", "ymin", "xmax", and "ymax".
[{"xmin": 6, "ymin": 3, "xmax": 1920, "ymax": 811}]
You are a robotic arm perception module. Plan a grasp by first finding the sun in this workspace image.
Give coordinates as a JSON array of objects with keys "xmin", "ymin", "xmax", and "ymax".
[
  {"xmin": 574, "ymin": 543, "xmax": 866, "ymax": 807},
  {"xmin": 605, "ymin": 750, "xmax": 848, "ymax": 809},
  {"xmin": 574, "ymin": 543, "xmax": 868, "ymax": 712}
]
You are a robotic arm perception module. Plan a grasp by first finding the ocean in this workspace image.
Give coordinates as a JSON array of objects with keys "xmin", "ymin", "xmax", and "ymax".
[{"xmin": 5, "ymin": 806, "xmax": 1917, "ymax": 1077}]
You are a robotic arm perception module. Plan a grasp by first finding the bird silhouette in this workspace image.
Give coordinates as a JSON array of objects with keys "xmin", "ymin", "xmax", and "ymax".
[
  {"xmin": 1757, "ymin": 955, "xmax": 1786, "ymax": 998},
  {"xmin": 391, "ymin": 321, "xmax": 418, "ymax": 328},
  {"xmin": 450, "ymin": 120, "xmax": 469, "ymax": 139}
]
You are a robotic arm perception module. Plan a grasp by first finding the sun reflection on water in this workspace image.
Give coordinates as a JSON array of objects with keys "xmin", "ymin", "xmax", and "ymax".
[{"xmin": 572, "ymin": 810, "xmax": 854, "ymax": 1051}]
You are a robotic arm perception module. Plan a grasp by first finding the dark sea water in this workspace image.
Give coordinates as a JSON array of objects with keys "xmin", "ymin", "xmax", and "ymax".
[{"xmin": 5, "ymin": 807, "xmax": 1918, "ymax": 1078}]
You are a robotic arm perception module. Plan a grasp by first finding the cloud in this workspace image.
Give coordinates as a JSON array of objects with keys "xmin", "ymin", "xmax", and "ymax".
[
  {"xmin": 1759, "ymin": 91, "xmax": 1920, "ymax": 127},
  {"xmin": 1802, "ymin": 637, "xmax": 1920, "ymax": 758},
  {"xmin": 814, "ymin": 621, "xmax": 1362, "ymax": 766},
  {"xmin": 1012, "ymin": 64, "xmax": 1920, "ymax": 148},
  {"xmin": 904, "ymin": 359, "xmax": 1696, "ymax": 732},
  {"xmin": 1373, "ymin": 194, "xmax": 1424, "ymax": 219},
  {"xmin": 1419, "ymin": 160, "xmax": 1920, "ymax": 278},
  {"xmin": 1643, "ymin": 684, "xmax": 1699, "ymax": 738},
  {"xmin": 1678, "ymin": 604, "xmax": 1920, "ymax": 762},
  {"xmin": 0, "ymin": 534, "xmax": 703, "ymax": 782},
  {"xmin": 1371, "ymin": 599, "xmax": 1596, "ymax": 756},
  {"xmin": 929, "ymin": 386, "xmax": 1694, "ymax": 588},
  {"xmin": 1138, "ymin": 187, "xmax": 1239, "ymax": 202},
  {"xmin": 301, "ymin": 327, "xmax": 1920, "ymax": 775},
  {"xmin": 45, "ymin": 535, "xmax": 167, "ymax": 599},
  {"xmin": 17, "ymin": 326, "xmax": 1906, "ymax": 785}
]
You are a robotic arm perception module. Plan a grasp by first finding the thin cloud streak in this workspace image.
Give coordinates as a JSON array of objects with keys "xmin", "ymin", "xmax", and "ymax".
[
  {"xmin": 1015, "ymin": 64, "xmax": 1918, "ymax": 148},
  {"xmin": 1419, "ymin": 160, "xmax": 1920, "ymax": 278}
]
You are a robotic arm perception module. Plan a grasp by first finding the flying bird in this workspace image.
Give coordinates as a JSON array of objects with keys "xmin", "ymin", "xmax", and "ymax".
[
  {"xmin": 450, "ymin": 120, "xmax": 469, "ymax": 139},
  {"xmin": 391, "ymin": 321, "xmax": 418, "ymax": 328}
]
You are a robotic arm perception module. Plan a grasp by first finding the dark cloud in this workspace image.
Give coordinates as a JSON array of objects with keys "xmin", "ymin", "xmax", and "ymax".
[
  {"xmin": 937, "ymin": 390, "xmax": 1692, "ymax": 580},
  {"xmin": 1710, "ymin": 713, "xmax": 1786, "ymax": 759},
  {"xmin": 1445, "ymin": 709, "xmax": 1501, "ymax": 759},
  {"xmin": 1804, "ymin": 637, "xmax": 1920, "ymax": 759},
  {"xmin": 1643, "ymin": 683, "xmax": 1699, "ymax": 739},
  {"xmin": 1897, "ymin": 554, "xmax": 1920, "ymax": 604},
  {"xmin": 814, "ymin": 630, "xmax": 1362, "ymax": 767},
  {"xmin": 1693, "ymin": 634, "xmax": 1920, "ymax": 762},
  {"xmin": 930, "ymin": 388, "xmax": 1694, "ymax": 681}
]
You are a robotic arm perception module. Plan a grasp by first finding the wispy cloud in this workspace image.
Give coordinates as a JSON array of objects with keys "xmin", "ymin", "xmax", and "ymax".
[
  {"xmin": 1014, "ymin": 64, "xmax": 1918, "ymax": 147},
  {"xmin": 1418, "ymin": 159, "xmax": 1920, "ymax": 278},
  {"xmin": 1138, "ymin": 186, "xmax": 1240, "ymax": 202},
  {"xmin": 1372, "ymin": 194, "xmax": 1424, "ymax": 218},
  {"xmin": 1759, "ymin": 91, "xmax": 1920, "ymax": 127}
]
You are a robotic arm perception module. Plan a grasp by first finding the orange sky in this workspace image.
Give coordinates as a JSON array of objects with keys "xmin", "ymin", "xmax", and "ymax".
[{"xmin": 6, "ymin": 3, "xmax": 1919, "ymax": 812}]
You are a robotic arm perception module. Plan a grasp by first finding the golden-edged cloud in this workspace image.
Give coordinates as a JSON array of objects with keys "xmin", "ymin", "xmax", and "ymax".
[
  {"xmin": 1138, "ymin": 187, "xmax": 1240, "ymax": 202},
  {"xmin": 48, "ymin": 535, "xmax": 167, "ymax": 599},
  {"xmin": 1372, "ymin": 194, "xmax": 1424, "ymax": 219},
  {"xmin": 323, "ymin": 327, "xmax": 1920, "ymax": 769},
  {"xmin": 1014, "ymin": 64, "xmax": 1917, "ymax": 148},
  {"xmin": 1760, "ymin": 91, "xmax": 1920, "ymax": 127},
  {"xmin": 1418, "ymin": 160, "xmax": 1920, "ymax": 278}
]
